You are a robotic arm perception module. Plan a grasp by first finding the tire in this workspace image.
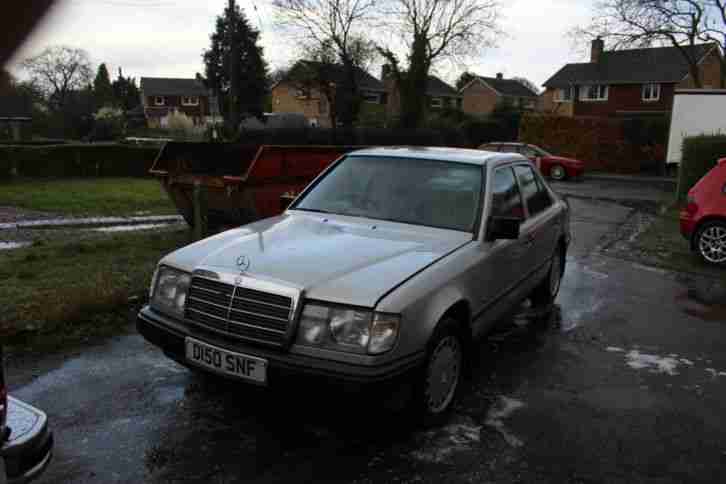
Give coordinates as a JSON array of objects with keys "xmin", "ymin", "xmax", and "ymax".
[
  {"xmin": 550, "ymin": 164, "xmax": 567, "ymax": 181},
  {"xmin": 411, "ymin": 318, "xmax": 465, "ymax": 422},
  {"xmin": 531, "ymin": 247, "xmax": 565, "ymax": 307},
  {"xmin": 694, "ymin": 220, "xmax": 726, "ymax": 267}
]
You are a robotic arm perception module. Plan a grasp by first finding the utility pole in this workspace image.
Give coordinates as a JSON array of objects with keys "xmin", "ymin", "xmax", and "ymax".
[{"xmin": 228, "ymin": 0, "xmax": 241, "ymax": 134}]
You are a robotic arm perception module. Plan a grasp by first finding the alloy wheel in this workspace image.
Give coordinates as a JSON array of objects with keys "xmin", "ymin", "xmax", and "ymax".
[
  {"xmin": 550, "ymin": 165, "xmax": 566, "ymax": 180},
  {"xmin": 699, "ymin": 224, "xmax": 726, "ymax": 264}
]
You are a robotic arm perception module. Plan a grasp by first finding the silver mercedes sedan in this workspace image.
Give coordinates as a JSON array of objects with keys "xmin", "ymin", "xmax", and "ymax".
[{"xmin": 137, "ymin": 146, "xmax": 570, "ymax": 419}]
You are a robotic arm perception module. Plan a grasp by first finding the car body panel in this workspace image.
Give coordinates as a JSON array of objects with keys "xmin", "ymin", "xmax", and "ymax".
[
  {"xmin": 140, "ymin": 147, "xmax": 570, "ymax": 383},
  {"xmin": 1, "ymin": 398, "xmax": 53, "ymax": 484},
  {"xmin": 680, "ymin": 158, "xmax": 726, "ymax": 242}
]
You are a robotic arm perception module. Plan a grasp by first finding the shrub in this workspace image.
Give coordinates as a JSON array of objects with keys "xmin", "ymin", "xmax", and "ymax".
[
  {"xmin": 677, "ymin": 134, "xmax": 726, "ymax": 201},
  {"xmin": 0, "ymin": 144, "xmax": 160, "ymax": 179}
]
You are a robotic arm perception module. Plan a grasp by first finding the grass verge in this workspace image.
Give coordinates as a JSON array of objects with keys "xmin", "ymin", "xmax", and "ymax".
[
  {"xmin": 0, "ymin": 177, "xmax": 175, "ymax": 217},
  {"xmin": 0, "ymin": 229, "xmax": 191, "ymax": 352},
  {"xmin": 627, "ymin": 207, "xmax": 725, "ymax": 278}
]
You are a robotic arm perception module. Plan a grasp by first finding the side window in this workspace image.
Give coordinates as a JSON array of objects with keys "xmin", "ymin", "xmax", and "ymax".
[
  {"xmin": 513, "ymin": 165, "xmax": 552, "ymax": 216},
  {"xmin": 491, "ymin": 167, "xmax": 525, "ymax": 218},
  {"xmin": 519, "ymin": 146, "xmax": 537, "ymax": 158},
  {"xmin": 480, "ymin": 144, "xmax": 499, "ymax": 152},
  {"xmin": 499, "ymin": 145, "xmax": 519, "ymax": 153}
]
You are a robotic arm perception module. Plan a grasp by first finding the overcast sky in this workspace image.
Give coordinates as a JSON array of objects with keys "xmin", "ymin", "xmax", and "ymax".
[{"xmin": 9, "ymin": 0, "xmax": 596, "ymax": 89}]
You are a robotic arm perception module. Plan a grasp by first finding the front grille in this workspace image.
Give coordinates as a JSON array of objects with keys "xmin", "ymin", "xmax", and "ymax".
[{"xmin": 184, "ymin": 276, "xmax": 293, "ymax": 347}]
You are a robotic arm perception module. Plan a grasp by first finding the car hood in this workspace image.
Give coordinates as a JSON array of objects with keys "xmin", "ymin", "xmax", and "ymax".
[
  {"xmin": 163, "ymin": 212, "xmax": 472, "ymax": 307},
  {"xmin": 546, "ymin": 155, "xmax": 584, "ymax": 166}
]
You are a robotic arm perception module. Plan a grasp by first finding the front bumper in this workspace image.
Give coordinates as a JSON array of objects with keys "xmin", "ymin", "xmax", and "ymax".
[
  {"xmin": 1, "ymin": 398, "xmax": 53, "ymax": 484},
  {"xmin": 137, "ymin": 306, "xmax": 424, "ymax": 385},
  {"xmin": 679, "ymin": 212, "xmax": 696, "ymax": 242}
]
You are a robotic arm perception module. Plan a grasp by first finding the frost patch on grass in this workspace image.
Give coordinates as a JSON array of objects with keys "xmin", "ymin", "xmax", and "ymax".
[
  {"xmin": 625, "ymin": 350, "xmax": 679, "ymax": 375},
  {"xmin": 409, "ymin": 416, "xmax": 481, "ymax": 463},
  {"xmin": 484, "ymin": 396, "xmax": 525, "ymax": 448}
]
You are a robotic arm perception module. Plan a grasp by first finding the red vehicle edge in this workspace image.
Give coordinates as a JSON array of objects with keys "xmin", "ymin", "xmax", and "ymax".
[{"xmin": 680, "ymin": 157, "xmax": 726, "ymax": 266}]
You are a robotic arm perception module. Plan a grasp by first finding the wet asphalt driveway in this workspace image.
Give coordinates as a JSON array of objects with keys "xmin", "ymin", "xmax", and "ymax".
[{"xmin": 7, "ymin": 180, "xmax": 726, "ymax": 483}]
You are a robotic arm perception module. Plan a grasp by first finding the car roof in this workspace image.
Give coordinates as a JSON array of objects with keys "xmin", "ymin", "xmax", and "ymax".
[{"xmin": 348, "ymin": 146, "xmax": 512, "ymax": 166}]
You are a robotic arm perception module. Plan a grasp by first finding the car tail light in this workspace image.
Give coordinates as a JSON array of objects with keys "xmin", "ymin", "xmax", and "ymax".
[{"xmin": 685, "ymin": 194, "xmax": 699, "ymax": 215}]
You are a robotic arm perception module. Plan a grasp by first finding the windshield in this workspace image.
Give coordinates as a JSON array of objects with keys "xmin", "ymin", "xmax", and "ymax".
[{"xmin": 293, "ymin": 155, "xmax": 483, "ymax": 232}]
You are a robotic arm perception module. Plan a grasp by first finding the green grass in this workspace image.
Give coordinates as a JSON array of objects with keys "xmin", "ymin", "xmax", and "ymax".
[
  {"xmin": 0, "ymin": 177, "xmax": 176, "ymax": 217},
  {"xmin": 0, "ymin": 230, "xmax": 191, "ymax": 351},
  {"xmin": 630, "ymin": 207, "xmax": 725, "ymax": 278}
]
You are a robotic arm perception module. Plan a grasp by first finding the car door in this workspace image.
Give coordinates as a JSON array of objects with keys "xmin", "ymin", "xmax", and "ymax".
[
  {"xmin": 470, "ymin": 164, "xmax": 530, "ymax": 337},
  {"xmin": 512, "ymin": 164, "xmax": 560, "ymax": 290}
]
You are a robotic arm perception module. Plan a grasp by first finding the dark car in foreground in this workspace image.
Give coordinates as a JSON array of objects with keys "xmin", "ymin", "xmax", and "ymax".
[
  {"xmin": 680, "ymin": 157, "xmax": 726, "ymax": 266},
  {"xmin": 480, "ymin": 142, "xmax": 585, "ymax": 181},
  {"xmin": 0, "ymin": 346, "xmax": 53, "ymax": 484}
]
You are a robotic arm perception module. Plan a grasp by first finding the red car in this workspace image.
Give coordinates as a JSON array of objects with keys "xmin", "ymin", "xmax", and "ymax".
[
  {"xmin": 479, "ymin": 142, "xmax": 585, "ymax": 181},
  {"xmin": 680, "ymin": 157, "xmax": 726, "ymax": 266}
]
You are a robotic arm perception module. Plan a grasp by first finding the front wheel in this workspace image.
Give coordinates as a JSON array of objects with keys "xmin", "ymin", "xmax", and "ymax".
[
  {"xmin": 412, "ymin": 319, "xmax": 465, "ymax": 421},
  {"xmin": 550, "ymin": 164, "xmax": 567, "ymax": 181},
  {"xmin": 695, "ymin": 221, "xmax": 726, "ymax": 266}
]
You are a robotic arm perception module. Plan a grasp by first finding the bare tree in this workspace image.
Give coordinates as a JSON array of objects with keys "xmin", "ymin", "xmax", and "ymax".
[
  {"xmin": 512, "ymin": 77, "xmax": 540, "ymax": 95},
  {"xmin": 21, "ymin": 46, "xmax": 93, "ymax": 111},
  {"xmin": 274, "ymin": 0, "xmax": 376, "ymax": 129},
  {"xmin": 377, "ymin": 0, "xmax": 501, "ymax": 127},
  {"xmin": 575, "ymin": 0, "xmax": 710, "ymax": 87}
]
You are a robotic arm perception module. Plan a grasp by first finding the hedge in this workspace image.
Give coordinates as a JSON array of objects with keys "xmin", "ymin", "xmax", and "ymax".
[
  {"xmin": 0, "ymin": 144, "xmax": 160, "ymax": 179},
  {"xmin": 677, "ymin": 135, "xmax": 726, "ymax": 201},
  {"xmin": 519, "ymin": 114, "xmax": 668, "ymax": 174}
]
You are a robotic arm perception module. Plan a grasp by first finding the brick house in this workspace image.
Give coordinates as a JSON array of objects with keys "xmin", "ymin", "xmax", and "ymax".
[
  {"xmin": 541, "ymin": 39, "xmax": 723, "ymax": 117},
  {"xmin": 140, "ymin": 77, "xmax": 213, "ymax": 127},
  {"xmin": 459, "ymin": 73, "xmax": 539, "ymax": 115},
  {"xmin": 271, "ymin": 62, "xmax": 387, "ymax": 127},
  {"xmin": 381, "ymin": 65, "xmax": 462, "ymax": 118}
]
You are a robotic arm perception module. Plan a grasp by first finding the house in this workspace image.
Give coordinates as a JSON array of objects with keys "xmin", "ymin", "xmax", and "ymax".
[
  {"xmin": 271, "ymin": 61, "xmax": 387, "ymax": 127},
  {"xmin": 541, "ymin": 39, "xmax": 723, "ymax": 117},
  {"xmin": 460, "ymin": 73, "xmax": 539, "ymax": 115},
  {"xmin": 381, "ymin": 65, "xmax": 462, "ymax": 118},
  {"xmin": 139, "ymin": 77, "xmax": 212, "ymax": 127},
  {"xmin": 0, "ymin": 92, "xmax": 32, "ymax": 141}
]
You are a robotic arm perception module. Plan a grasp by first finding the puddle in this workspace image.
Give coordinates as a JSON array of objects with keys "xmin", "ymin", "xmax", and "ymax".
[
  {"xmin": 93, "ymin": 223, "xmax": 173, "ymax": 233},
  {"xmin": 409, "ymin": 415, "xmax": 482, "ymax": 463},
  {"xmin": 0, "ymin": 241, "xmax": 31, "ymax": 250},
  {"xmin": 675, "ymin": 277, "xmax": 726, "ymax": 322},
  {"xmin": 0, "ymin": 214, "xmax": 183, "ymax": 230},
  {"xmin": 484, "ymin": 396, "xmax": 525, "ymax": 448}
]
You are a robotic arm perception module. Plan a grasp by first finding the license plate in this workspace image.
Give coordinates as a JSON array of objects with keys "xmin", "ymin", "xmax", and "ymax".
[{"xmin": 185, "ymin": 338, "xmax": 267, "ymax": 384}]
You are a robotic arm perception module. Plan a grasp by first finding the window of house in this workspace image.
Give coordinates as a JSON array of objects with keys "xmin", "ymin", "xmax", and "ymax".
[
  {"xmin": 154, "ymin": 96, "xmax": 166, "ymax": 106},
  {"xmin": 580, "ymin": 84, "xmax": 608, "ymax": 101},
  {"xmin": 430, "ymin": 97, "xmax": 443, "ymax": 108},
  {"xmin": 554, "ymin": 87, "xmax": 574, "ymax": 102},
  {"xmin": 182, "ymin": 96, "xmax": 199, "ymax": 106},
  {"xmin": 361, "ymin": 91, "xmax": 380, "ymax": 103},
  {"xmin": 295, "ymin": 87, "xmax": 310, "ymax": 99},
  {"xmin": 641, "ymin": 83, "xmax": 660, "ymax": 102}
]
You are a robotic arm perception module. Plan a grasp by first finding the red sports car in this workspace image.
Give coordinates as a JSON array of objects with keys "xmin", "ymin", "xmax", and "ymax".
[
  {"xmin": 680, "ymin": 157, "xmax": 726, "ymax": 266},
  {"xmin": 479, "ymin": 142, "xmax": 585, "ymax": 181}
]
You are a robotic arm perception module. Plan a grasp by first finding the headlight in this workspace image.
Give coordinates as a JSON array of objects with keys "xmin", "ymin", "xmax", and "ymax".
[
  {"xmin": 150, "ymin": 266, "xmax": 191, "ymax": 318},
  {"xmin": 296, "ymin": 303, "xmax": 400, "ymax": 354}
]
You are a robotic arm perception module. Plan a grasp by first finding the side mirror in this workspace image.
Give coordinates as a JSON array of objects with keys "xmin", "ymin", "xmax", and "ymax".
[{"xmin": 486, "ymin": 216, "xmax": 522, "ymax": 241}]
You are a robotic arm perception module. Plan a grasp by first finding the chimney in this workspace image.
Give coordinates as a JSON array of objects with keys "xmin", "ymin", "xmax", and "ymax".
[
  {"xmin": 496, "ymin": 73, "xmax": 503, "ymax": 80},
  {"xmin": 381, "ymin": 64, "xmax": 391, "ymax": 80},
  {"xmin": 591, "ymin": 37, "xmax": 604, "ymax": 63}
]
